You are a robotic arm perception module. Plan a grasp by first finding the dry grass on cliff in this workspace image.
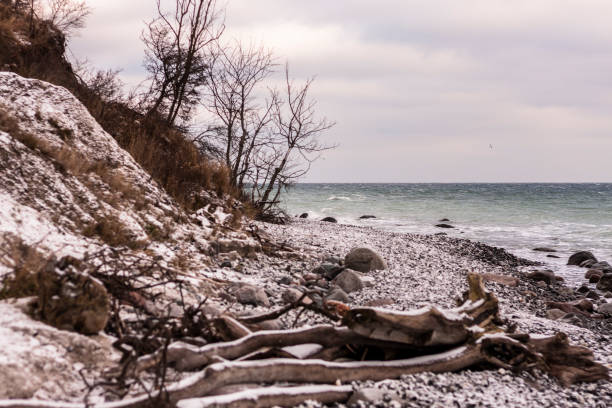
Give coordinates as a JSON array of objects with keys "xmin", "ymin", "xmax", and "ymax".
[
  {"xmin": 0, "ymin": 235, "xmax": 45, "ymax": 300},
  {"xmin": 0, "ymin": 4, "xmax": 240, "ymax": 216}
]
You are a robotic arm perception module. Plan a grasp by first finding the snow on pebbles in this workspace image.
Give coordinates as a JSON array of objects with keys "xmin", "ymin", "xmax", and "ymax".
[{"xmin": 231, "ymin": 219, "xmax": 612, "ymax": 408}]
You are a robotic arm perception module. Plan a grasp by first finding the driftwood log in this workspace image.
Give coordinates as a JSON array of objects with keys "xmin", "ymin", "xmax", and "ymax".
[{"xmin": 0, "ymin": 274, "xmax": 607, "ymax": 408}]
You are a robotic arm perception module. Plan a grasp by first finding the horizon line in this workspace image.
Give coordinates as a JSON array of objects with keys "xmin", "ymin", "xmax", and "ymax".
[{"xmin": 294, "ymin": 181, "xmax": 612, "ymax": 184}]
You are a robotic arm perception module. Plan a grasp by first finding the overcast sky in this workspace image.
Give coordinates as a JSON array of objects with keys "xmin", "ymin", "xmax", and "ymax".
[{"xmin": 71, "ymin": 0, "xmax": 612, "ymax": 182}]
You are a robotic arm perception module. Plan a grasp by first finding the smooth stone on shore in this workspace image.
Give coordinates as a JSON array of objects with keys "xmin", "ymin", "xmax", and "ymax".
[
  {"xmin": 568, "ymin": 251, "xmax": 597, "ymax": 266},
  {"xmin": 324, "ymin": 256, "xmax": 343, "ymax": 265},
  {"xmin": 276, "ymin": 275, "xmax": 293, "ymax": 285},
  {"xmin": 591, "ymin": 261, "xmax": 612, "ymax": 271},
  {"xmin": 481, "ymin": 273, "xmax": 519, "ymax": 287},
  {"xmin": 598, "ymin": 303, "xmax": 612, "ymax": 315},
  {"xmin": 576, "ymin": 285, "xmax": 590, "ymax": 294},
  {"xmin": 526, "ymin": 270, "xmax": 557, "ymax": 285},
  {"xmin": 325, "ymin": 288, "xmax": 350, "ymax": 303},
  {"xmin": 586, "ymin": 290, "xmax": 600, "ymax": 300},
  {"xmin": 299, "ymin": 213, "xmax": 309, "ymax": 219},
  {"xmin": 281, "ymin": 288, "xmax": 304, "ymax": 303},
  {"xmin": 546, "ymin": 301, "xmax": 591, "ymax": 317},
  {"xmin": 585, "ymin": 269, "xmax": 603, "ymax": 283},
  {"xmin": 360, "ymin": 275, "xmax": 376, "ymax": 287},
  {"xmin": 332, "ymin": 269, "xmax": 365, "ymax": 293},
  {"xmin": 435, "ymin": 223, "xmax": 455, "ymax": 228},
  {"xmin": 235, "ymin": 285, "xmax": 270, "ymax": 307},
  {"xmin": 344, "ymin": 247, "xmax": 387, "ymax": 272},
  {"xmin": 596, "ymin": 275, "xmax": 612, "ymax": 292},
  {"xmin": 571, "ymin": 299, "xmax": 594, "ymax": 313},
  {"xmin": 312, "ymin": 263, "xmax": 344, "ymax": 280},
  {"xmin": 533, "ymin": 247, "xmax": 557, "ymax": 253},
  {"xmin": 321, "ymin": 217, "xmax": 338, "ymax": 223},
  {"xmin": 580, "ymin": 259, "xmax": 597, "ymax": 268}
]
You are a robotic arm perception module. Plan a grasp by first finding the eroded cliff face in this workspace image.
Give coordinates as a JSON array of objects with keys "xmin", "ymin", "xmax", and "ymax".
[
  {"xmin": 0, "ymin": 72, "xmax": 261, "ymax": 401},
  {"xmin": 0, "ymin": 71, "xmax": 258, "ymax": 265}
]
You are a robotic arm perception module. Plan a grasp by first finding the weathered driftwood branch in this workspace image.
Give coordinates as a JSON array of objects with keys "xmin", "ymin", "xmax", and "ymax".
[
  {"xmin": 0, "ymin": 386, "xmax": 353, "ymax": 408},
  {"xmin": 528, "ymin": 332, "xmax": 610, "ymax": 385},
  {"xmin": 0, "ymin": 274, "xmax": 607, "ymax": 408},
  {"xmin": 162, "ymin": 346, "xmax": 483, "ymax": 404},
  {"xmin": 237, "ymin": 290, "xmax": 320, "ymax": 325},
  {"xmin": 175, "ymin": 385, "xmax": 353, "ymax": 408},
  {"xmin": 132, "ymin": 325, "xmax": 416, "ymax": 374}
]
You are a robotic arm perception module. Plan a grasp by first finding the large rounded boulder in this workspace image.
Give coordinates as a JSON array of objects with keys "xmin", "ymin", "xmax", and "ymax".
[
  {"xmin": 344, "ymin": 247, "xmax": 387, "ymax": 273},
  {"xmin": 567, "ymin": 251, "xmax": 597, "ymax": 266}
]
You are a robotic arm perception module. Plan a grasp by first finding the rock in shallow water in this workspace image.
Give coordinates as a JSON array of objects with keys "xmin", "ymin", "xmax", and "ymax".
[
  {"xmin": 321, "ymin": 217, "xmax": 337, "ymax": 223},
  {"xmin": 591, "ymin": 261, "xmax": 612, "ymax": 271},
  {"xmin": 533, "ymin": 247, "xmax": 557, "ymax": 252},
  {"xmin": 526, "ymin": 270, "xmax": 557, "ymax": 285},
  {"xmin": 344, "ymin": 247, "xmax": 387, "ymax": 272},
  {"xmin": 435, "ymin": 223, "xmax": 455, "ymax": 228},
  {"xmin": 585, "ymin": 269, "xmax": 603, "ymax": 283},
  {"xmin": 567, "ymin": 251, "xmax": 597, "ymax": 266}
]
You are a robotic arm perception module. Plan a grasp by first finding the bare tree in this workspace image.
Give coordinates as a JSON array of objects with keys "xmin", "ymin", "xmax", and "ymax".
[
  {"xmin": 250, "ymin": 65, "xmax": 335, "ymax": 214},
  {"xmin": 44, "ymin": 0, "xmax": 90, "ymax": 36},
  {"xmin": 202, "ymin": 40, "xmax": 276, "ymax": 189},
  {"xmin": 202, "ymin": 43, "xmax": 335, "ymax": 217},
  {"xmin": 142, "ymin": 0, "xmax": 224, "ymax": 127}
]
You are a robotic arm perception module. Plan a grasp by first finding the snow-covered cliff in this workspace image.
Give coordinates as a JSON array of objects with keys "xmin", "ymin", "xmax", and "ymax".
[{"xmin": 0, "ymin": 72, "xmax": 260, "ymax": 401}]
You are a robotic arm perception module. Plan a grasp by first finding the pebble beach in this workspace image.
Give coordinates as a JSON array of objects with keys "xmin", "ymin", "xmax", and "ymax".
[{"xmin": 233, "ymin": 219, "xmax": 612, "ymax": 407}]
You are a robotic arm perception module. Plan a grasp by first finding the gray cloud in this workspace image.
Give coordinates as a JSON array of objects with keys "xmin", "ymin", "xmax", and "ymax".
[{"xmin": 71, "ymin": 0, "xmax": 612, "ymax": 182}]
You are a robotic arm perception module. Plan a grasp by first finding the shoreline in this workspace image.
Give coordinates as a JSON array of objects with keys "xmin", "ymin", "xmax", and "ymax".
[{"xmin": 246, "ymin": 218, "xmax": 611, "ymax": 407}]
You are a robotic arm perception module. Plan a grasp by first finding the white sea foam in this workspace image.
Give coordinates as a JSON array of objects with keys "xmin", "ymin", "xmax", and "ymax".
[
  {"xmin": 283, "ymin": 183, "xmax": 612, "ymax": 286},
  {"xmin": 327, "ymin": 195, "xmax": 352, "ymax": 201}
]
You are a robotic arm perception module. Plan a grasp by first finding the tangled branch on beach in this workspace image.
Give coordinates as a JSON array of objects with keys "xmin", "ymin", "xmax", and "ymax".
[{"xmin": 0, "ymin": 274, "xmax": 607, "ymax": 408}]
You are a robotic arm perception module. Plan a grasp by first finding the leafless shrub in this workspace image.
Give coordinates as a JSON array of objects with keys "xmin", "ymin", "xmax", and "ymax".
[
  {"xmin": 202, "ymin": 40, "xmax": 276, "ymax": 190},
  {"xmin": 251, "ymin": 65, "xmax": 336, "ymax": 214},
  {"xmin": 202, "ymin": 52, "xmax": 336, "ymax": 218},
  {"xmin": 0, "ymin": 235, "xmax": 46, "ymax": 300},
  {"xmin": 142, "ymin": 0, "xmax": 224, "ymax": 126},
  {"xmin": 40, "ymin": 0, "xmax": 90, "ymax": 36}
]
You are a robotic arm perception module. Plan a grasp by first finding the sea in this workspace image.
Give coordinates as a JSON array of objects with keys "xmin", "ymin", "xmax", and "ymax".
[{"xmin": 281, "ymin": 183, "xmax": 612, "ymax": 286}]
